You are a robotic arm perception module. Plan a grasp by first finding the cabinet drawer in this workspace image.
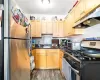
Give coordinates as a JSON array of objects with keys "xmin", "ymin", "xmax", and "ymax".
[
  {"xmin": 47, "ymin": 49, "xmax": 59, "ymax": 53},
  {"xmin": 36, "ymin": 49, "xmax": 46, "ymax": 53},
  {"xmin": 47, "ymin": 49, "xmax": 59, "ymax": 55},
  {"xmin": 36, "ymin": 53, "xmax": 46, "ymax": 56}
]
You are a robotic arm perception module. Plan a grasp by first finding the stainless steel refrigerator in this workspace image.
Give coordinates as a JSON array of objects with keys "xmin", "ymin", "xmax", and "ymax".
[{"xmin": 9, "ymin": 19, "xmax": 30, "ymax": 80}]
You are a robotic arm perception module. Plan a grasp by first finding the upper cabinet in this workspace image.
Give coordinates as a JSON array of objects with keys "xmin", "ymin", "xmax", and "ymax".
[
  {"xmin": 66, "ymin": 0, "xmax": 100, "ymax": 27},
  {"xmin": 41, "ymin": 20, "xmax": 47, "ymax": 34},
  {"xmin": 31, "ymin": 20, "xmax": 41, "ymax": 37},
  {"xmin": 31, "ymin": 21, "xmax": 36, "ymax": 37},
  {"xmin": 74, "ymin": 0, "xmax": 85, "ymax": 22},
  {"xmin": 64, "ymin": 11, "xmax": 84, "ymax": 37},
  {"xmin": 53, "ymin": 21, "xmax": 58, "ymax": 37},
  {"xmin": 58, "ymin": 21, "xmax": 64, "ymax": 37},
  {"xmin": 53, "ymin": 21, "xmax": 64, "ymax": 37},
  {"xmin": 41, "ymin": 21, "xmax": 53, "ymax": 34},
  {"xmin": 36, "ymin": 21, "xmax": 41, "ymax": 37},
  {"xmin": 85, "ymin": 0, "xmax": 100, "ymax": 14},
  {"xmin": 64, "ymin": 11, "xmax": 75, "ymax": 36}
]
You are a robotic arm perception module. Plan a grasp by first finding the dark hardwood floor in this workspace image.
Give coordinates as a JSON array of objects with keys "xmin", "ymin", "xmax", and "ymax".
[{"xmin": 31, "ymin": 69, "xmax": 66, "ymax": 80}]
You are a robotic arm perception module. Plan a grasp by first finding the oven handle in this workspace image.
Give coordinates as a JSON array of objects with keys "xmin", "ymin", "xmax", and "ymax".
[{"xmin": 70, "ymin": 66, "xmax": 79, "ymax": 74}]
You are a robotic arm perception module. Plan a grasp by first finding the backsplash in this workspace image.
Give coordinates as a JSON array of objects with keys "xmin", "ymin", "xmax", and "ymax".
[
  {"xmin": 33, "ymin": 35, "xmax": 68, "ymax": 44},
  {"xmin": 34, "ymin": 35, "xmax": 52, "ymax": 44}
]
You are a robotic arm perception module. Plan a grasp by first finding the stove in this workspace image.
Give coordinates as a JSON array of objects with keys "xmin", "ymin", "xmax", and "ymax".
[{"xmin": 64, "ymin": 40, "xmax": 100, "ymax": 80}]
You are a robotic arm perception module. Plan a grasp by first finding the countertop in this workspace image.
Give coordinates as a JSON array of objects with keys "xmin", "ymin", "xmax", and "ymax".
[
  {"xmin": 32, "ymin": 47, "xmax": 66, "ymax": 53},
  {"xmin": 32, "ymin": 47, "xmax": 60, "ymax": 49}
]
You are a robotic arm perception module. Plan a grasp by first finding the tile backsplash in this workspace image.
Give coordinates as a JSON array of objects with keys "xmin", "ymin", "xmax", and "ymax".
[
  {"xmin": 34, "ymin": 35, "xmax": 52, "ymax": 44},
  {"xmin": 33, "ymin": 35, "xmax": 68, "ymax": 44}
]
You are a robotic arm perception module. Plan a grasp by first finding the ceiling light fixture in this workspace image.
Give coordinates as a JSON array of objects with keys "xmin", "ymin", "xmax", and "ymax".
[
  {"xmin": 41, "ymin": 0, "xmax": 50, "ymax": 5},
  {"xmin": 40, "ymin": 0, "xmax": 52, "ymax": 9}
]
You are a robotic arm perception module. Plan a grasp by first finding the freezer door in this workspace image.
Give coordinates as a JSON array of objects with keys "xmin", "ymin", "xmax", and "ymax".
[{"xmin": 10, "ymin": 20, "xmax": 27, "ymax": 39}]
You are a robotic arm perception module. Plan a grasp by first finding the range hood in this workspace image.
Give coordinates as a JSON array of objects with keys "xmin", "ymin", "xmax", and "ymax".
[{"xmin": 74, "ymin": 7, "xmax": 100, "ymax": 28}]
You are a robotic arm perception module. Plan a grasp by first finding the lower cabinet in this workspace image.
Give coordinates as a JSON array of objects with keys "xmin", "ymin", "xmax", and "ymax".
[
  {"xmin": 36, "ymin": 54, "xmax": 46, "ymax": 69},
  {"xmin": 47, "ymin": 53, "xmax": 59, "ymax": 69},
  {"xmin": 32, "ymin": 49, "xmax": 63, "ymax": 69},
  {"xmin": 59, "ymin": 50, "xmax": 64, "ymax": 70},
  {"xmin": 59, "ymin": 58, "xmax": 62, "ymax": 70}
]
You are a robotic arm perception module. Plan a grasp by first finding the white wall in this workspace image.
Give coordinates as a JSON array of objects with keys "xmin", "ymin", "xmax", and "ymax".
[
  {"xmin": 71, "ymin": 24, "xmax": 100, "ymax": 42},
  {"xmin": 25, "ymin": 14, "xmax": 66, "ymax": 21}
]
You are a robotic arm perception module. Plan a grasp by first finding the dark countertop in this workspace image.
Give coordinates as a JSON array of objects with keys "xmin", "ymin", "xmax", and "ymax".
[
  {"xmin": 32, "ymin": 46, "xmax": 61, "ymax": 49},
  {"xmin": 32, "ymin": 47, "xmax": 66, "ymax": 53}
]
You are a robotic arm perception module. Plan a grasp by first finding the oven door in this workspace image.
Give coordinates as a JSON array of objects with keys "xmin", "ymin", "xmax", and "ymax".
[{"xmin": 70, "ymin": 66, "xmax": 80, "ymax": 80}]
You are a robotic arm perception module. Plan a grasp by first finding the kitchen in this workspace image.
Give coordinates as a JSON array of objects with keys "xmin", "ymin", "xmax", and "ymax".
[{"xmin": 3, "ymin": 0, "xmax": 100, "ymax": 80}]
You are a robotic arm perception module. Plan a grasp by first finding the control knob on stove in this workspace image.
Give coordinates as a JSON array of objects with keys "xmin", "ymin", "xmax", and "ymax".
[
  {"xmin": 89, "ymin": 58, "xmax": 92, "ymax": 60},
  {"xmin": 79, "ymin": 57, "xmax": 85, "ymax": 60}
]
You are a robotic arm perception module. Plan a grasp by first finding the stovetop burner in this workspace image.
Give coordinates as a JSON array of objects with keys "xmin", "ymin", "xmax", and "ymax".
[{"xmin": 71, "ymin": 50, "xmax": 100, "ymax": 61}]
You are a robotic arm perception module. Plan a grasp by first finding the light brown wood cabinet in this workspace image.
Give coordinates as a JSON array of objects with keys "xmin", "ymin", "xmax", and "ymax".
[
  {"xmin": 46, "ymin": 21, "xmax": 53, "ymax": 34},
  {"xmin": 32, "ymin": 49, "xmax": 63, "ymax": 69},
  {"xmin": 53, "ymin": 21, "xmax": 64, "ymax": 37},
  {"xmin": 66, "ymin": 0, "xmax": 100, "ymax": 28},
  {"xmin": 41, "ymin": 21, "xmax": 53, "ymax": 34},
  {"xmin": 64, "ymin": 12, "xmax": 75, "ymax": 36},
  {"xmin": 53, "ymin": 21, "xmax": 59, "ymax": 37},
  {"xmin": 74, "ymin": 29, "xmax": 84, "ymax": 35},
  {"xmin": 58, "ymin": 21, "xmax": 64, "ymax": 37},
  {"xmin": 31, "ymin": 20, "xmax": 41, "ymax": 37},
  {"xmin": 36, "ymin": 54, "xmax": 47, "ymax": 69},
  {"xmin": 63, "ymin": 20, "xmax": 68, "ymax": 37},
  {"xmin": 35, "ymin": 49, "xmax": 46, "ymax": 69},
  {"xmin": 63, "ymin": 19, "xmax": 84, "ymax": 36},
  {"xmin": 46, "ymin": 49, "xmax": 59, "ymax": 69},
  {"xmin": 41, "ymin": 21, "xmax": 47, "ymax": 34},
  {"xmin": 59, "ymin": 50, "xmax": 64, "ymax": 70},
  {"xmin": 85, "ymin": 0, "xmax": 100, "ymax": 16},
  {"xmin": 31, "ymin": 21, "xmax": 36, "ymax": 37}
]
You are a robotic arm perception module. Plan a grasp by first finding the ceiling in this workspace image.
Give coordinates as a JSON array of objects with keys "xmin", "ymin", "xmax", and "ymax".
[{"xmin": 15, "ymin": 0, "xmax": 77, "ymax": 15}]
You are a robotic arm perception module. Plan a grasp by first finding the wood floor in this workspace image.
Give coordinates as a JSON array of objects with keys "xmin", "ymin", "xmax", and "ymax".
[{"xmin": 31, "ymin": 69, "xmax": 66, "ymax": 80}]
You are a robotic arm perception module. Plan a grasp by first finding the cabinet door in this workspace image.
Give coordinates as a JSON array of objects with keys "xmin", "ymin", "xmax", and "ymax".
[
  {"xmin": 35, "ymin": 21, "xmax": 41, "ymax": 37},
  {"xmin": 74, "ymin": 29, "xmax": 84, "ymax": 34},
  {"xmin": 66, "ymin": 16, "xmax": 72, "ymax": 36},
  {"xmin": 47, "ymin": 54, "xmax": 59, "ymax": 69},
  {"xmin": 36, "ymin": 49, "xmax": 46, "ymax": 69},
  {"xmin": 74, "ymin": 3, "xmax": 81, "ymax": 22},
  {"xmin": 67, "ymin": 13, "xmax": 75, "ymax": 35},
  {"xmin": 41, "ymin": 21, "xmax": 47, "ymax": 34},
  {"xmin": 79, "ymin": 0, "xmax": 86, "ymax": 18},
  {"xmin": 59, "ymin": 50, "xmax": 64, "ymax": 70},
  {"xmin": 58, "ymin": 21, "xmax": 64, "ymax": 37},
  {"xmin": 53, "ymin": 21, "xmax": 59, "ymax": 37},
  {"xmin": 85, "ymin": 0, "xmax": 100, "ymax": 14},
  {"xmin": 36, "ymin": 55, "xmax": 46, "ymax": 69},
  {"xmin": 63, "ymin": 20, "xmax": 68, "ymax": 37},
  {"xmin": 46, "ymin": 50, "xmax": 59, "ymax": 69},
  {"xmin": 32, "ymin": 50, "xmax": 36, "ymax": 56},
  {"xmin": 31, "ymin": 21, "xmax": 36, "ymax": 37},
  {"xmin": 46, "ymin": 21, "xmax": 53, "ymax": 34}
]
